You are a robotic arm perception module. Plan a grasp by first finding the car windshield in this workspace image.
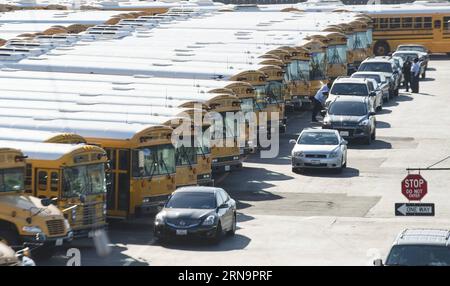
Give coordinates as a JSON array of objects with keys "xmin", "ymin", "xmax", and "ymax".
[
  {"xmin": 331, "ymin": 83, "xmax": 368, "ymax": 96},
  {"xmin": 397, "ymin": 46, "xmax": 426, "ymax": 53},
  {"xmin": 0, "ymin": 167, "xmax": 24, "ymax": 193},
  {"xmin": 386, "ymin": 245, "xmax": 450, "ymax": 266},
  {"xmin": 62, "ymin": 163, "xmax": 106, "ymax": 197},
  {"xmin": 166, "ymin": 192, "xmax": 216, "ymax": 209},
  {"xmin": 352, "ymin": 74, "xmax": 381, "ymax": 83},
  {"xmin": 359, "ymin": 62, "xmax": 393, "ymax": 73},
  {"xmin": 298, "ymin": 132, "xmax": 339, "ymax": 145},
  {"xmin": 329, "ymin": 101, "xmax": 367, "ymax": 116}
]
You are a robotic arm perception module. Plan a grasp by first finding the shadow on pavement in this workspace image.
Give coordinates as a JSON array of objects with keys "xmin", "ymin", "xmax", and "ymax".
[
  {"xmin": 349, "ymin": 139, "xmax": 392, "ymax": 150},
  {"xmin": 294, "ymin": 166, "xmax": 359, "ymax": 178},
  {"xmin": 157, "ymin": 234, "xmax": 251, "ymax": 252},
  {"xmin": 376, "ymin": 121, "xmax": 391, "ymax": 129},
  {"xmin": 377, "ymin": 108, "xmax": 392, "ymax": 115}
]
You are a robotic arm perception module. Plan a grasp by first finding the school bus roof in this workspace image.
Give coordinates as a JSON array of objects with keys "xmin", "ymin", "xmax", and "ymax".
[
  {"xmin": 0, "ymin": 116, "xmax": 171, "ymax": 141},
  {"xmin": 0, "ymin": 128, "xmax": 86, "ymax": 144},
  {"xmin": 0, "ymin": 140, "xmax": 103, "ymax": 161}
]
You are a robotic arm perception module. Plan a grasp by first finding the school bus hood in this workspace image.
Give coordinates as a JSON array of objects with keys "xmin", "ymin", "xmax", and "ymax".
[{"xmin": 0, "ymin": 194, "xmax": 63, "ymax": 217}]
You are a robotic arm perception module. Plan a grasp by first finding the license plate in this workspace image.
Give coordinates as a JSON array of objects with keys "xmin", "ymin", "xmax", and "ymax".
[
  {"xmin": 311, "ymin": 160, "xmax": 321, "ymax": 165},
  {"xmin": 176, "ymin": 229, "xmax": 187, "ymax": 236},
  {"xmin": 339, "ymin": 131, "xmax": 349, "ymax": 136},
  {"xmin": 225, "ymin": 165, "xmax": 231, "ymax": 171},
  {"xmin": 55, "ymin": 238, "xmax": 63, "ymax": 246}
]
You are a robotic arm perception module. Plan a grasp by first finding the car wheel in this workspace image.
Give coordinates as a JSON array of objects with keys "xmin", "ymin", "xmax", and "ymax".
[
  {"xmin": 371, "ymin": 128, "xmax": 376, "ymax": 140},
  {"xmin": 0, "ymin": 227, "xmax": 19, "ymax": 247},
  {"xmin": 292, "ymin": 167, "xmax": 297, "ymax": 173},
  {"xmin": 394, "ymin": 88, "xmax": 399, "ymax": 97},
  {"xmin": 421, "ymin": 71, "xmax": 426, "ymax": 79},
  {"xmin": 211, "ymin": 222, "xmax": 223, "ymax": 244},
  {"xmin": 365, "ymin": 134, "xmax": 372, "ymax": 145},
  {"xmin": 376, "ymin": 103, "xmax": 382, "ymax": 112},
  {"xmin": 227, "ymin": 214, "xmax": 237, "ymax": 236}
]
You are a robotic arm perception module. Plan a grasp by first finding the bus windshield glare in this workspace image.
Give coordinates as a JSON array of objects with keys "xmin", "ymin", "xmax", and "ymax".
[
  {"xmin": 0, "ymin": 168, "xmax": 24, "ymax": 193},
  {"xmin": 327, "ymin": 45, "xmax": 347, "ymax": 65},
  {"xmin": 62, "ymin": 163, "xmax": 106, "ymax": 197},
  {"xmin": 132, "ymin": 144, "xmax": 176, "ymax": 178}
]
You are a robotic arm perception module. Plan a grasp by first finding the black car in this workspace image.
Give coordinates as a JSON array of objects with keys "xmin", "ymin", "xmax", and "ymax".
[
  {"xmin": 154, "ymin": 186, "xmax": 237, "ymax": 243},
  {"xmin": 322, "ymin": 96, "xmax": 376, "ymax": 145}
]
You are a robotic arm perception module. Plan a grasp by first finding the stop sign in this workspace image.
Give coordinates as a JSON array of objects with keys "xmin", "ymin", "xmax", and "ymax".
[{"xmin": 401, "ymin": 174, "xmax": 428, "ymax": 201}]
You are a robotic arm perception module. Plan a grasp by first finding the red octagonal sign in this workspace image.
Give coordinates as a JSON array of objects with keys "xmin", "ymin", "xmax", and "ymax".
[{"xmin": 401, "ymin": 174, "xmax": 428, "ymax": 201}]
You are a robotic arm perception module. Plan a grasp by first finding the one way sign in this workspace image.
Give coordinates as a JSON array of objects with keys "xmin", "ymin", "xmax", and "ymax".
[{"xmin": 395, "ymin": 203, "xmax": 435, "ymax": 216}]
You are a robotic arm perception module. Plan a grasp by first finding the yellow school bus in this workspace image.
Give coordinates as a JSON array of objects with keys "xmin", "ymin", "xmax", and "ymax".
[
  {"xmin": 0, "ymin": 147, "xmax": 72, "ymax": 258},
  {"xmin": 369, "ymin": 8, "xmax": 450, "ymax": 55},
  {"xmin": 0, "ymin": 140, "xmax": 108, "ymax": 238},
  {"xmin": 0, "ymin": 120, "xmax": 176, "ymax": 219},
  {"xmin": 0, "ymin": 128, "xmax": 108, "ymax": 238}
]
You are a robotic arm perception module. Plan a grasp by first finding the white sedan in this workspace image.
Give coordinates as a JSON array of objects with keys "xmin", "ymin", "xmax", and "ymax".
[{"xmin": 290, "ymin": 129, "xmax": 348, "ymax": 173}]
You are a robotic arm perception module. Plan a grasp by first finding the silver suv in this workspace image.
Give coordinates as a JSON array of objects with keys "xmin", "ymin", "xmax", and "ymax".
[{"xmin": 375, "ymin": 229, "xmax": 450, "ymax": 266}]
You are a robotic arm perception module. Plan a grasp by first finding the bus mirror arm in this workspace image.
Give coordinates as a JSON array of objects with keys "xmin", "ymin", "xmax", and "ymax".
[{"xmin": 62, "ymin": 205, "xmax": 78, "ymax": 213}]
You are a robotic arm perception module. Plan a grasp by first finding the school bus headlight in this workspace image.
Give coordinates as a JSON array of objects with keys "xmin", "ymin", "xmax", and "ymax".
[
  {"xmin": 64, "ymin": 219, "xmax": 70, "ymax": 230},
  {"xmin": 71, "ymin": 209, "xmax": 77, "ymax": 222},
  {"xmin": 212, "ymin": 158, "xmax": 218, "ymax": 163},
  {"xmin": 22, "ymin": 226, "xmax": 43, "ymax": 234},
  {"xmin": 103, "ymin": 204, "xmax": 107, "ymax": 215},
  {"xmin": 233, "ymin": 156, "xmax": 240, "ymax": 161},
  {"xmin": 143, "ymin": 197, "xmax": 151, "ymax": 204}
]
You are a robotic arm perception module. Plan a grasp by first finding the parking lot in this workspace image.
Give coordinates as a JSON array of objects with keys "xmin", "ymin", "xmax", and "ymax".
[{"xmin": 43, "ymin": 56, "xmax": 450, "ymax": 266}]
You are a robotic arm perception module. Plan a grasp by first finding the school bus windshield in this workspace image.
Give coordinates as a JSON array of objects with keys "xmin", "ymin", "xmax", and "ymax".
[
  {"xmin": 327, "ymin": 45, "xmax": 348, "ymax": 65},
  {"xmin": 196, "ymin": 130, "xmax": 211, "ymax": 155},
  {"xmin": 266, "ymin": 81, "xmax": 285, "ymax": 104},
  {"xmin": 286, "ymin": 60, "xmax": 310, "ymax": 82},
  {"xmin": 310, "ymin": 52, "xmax": 327, "ymax": 80},
  {"xmin": 175, "ymin": 139, "xmax": 197, "ymax": 166},
  {"xmin": 0, "ymin": 167, "xmax": 24, "ymax": 193},
  {"xmin": 132, "ymin": 144, "xmax": 176, "ymax": 178},
  {"xmin": 62, "ymin": 163, "xmax": 106, "ymax": 197}
]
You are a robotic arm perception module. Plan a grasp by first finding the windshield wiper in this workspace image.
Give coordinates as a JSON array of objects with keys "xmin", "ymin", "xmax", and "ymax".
[{"xmin": 179, "ymin": 145, "xmax": 193, "ymax": 168}]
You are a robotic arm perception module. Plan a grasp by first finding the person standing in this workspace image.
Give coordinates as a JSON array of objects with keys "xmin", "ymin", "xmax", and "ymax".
[
  {"xmin": 402, "ymin": 57, "xmax": 412, "ymax": 92},
  {"xmin": 410, "ymin": 58, "xmax": 421, "ymax": 93},
  {"xmin": 311, "ymin": 82, "xmax": 331, "ymax": 122}
]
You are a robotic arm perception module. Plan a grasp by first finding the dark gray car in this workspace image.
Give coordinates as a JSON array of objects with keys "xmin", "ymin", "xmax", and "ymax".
[
  {"xmin": 322, "ymin": 96, "xmax": 376, "ymax": 145},
  {"xmin": 154, "ymin": 186, "xmax": 237, "ymax": 243}
]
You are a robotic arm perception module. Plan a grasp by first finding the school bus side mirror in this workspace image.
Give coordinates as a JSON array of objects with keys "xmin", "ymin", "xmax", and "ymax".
[{"xmin": 41, "ymin": 198, "xmax": 56, "ymax": 207}]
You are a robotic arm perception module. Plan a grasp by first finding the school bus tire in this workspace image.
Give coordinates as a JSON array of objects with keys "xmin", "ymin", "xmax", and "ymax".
[
  {"xmin": 373, "ymin": 40, "xmax": 390, "ymax": 56},
  {"xmin": 0, "ymin": 222, "xmax": 20, "ymax": 247}
]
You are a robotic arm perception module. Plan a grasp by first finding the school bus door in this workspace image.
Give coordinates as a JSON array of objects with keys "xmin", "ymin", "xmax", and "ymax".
[
  {"xmin": 104, "ymin": 148, "xmax": 130, "ymax": 218},
  {"xmin": 35, "ymin": 169, "xmax": 60, "ymax": 199}
]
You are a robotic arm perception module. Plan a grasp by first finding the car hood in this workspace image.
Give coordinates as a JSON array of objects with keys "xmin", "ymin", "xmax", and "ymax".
[
  {"xmin": 327, "ymin": 114, "xmax": 367, "ymax": 124},
  {"xmin": 161, "ymin": 208, "xmax": 215, "ymax": 220},
  {"xmin": 1, "ymin": 194, "xmax": 63, "ymax": 217},
  {"xmin": 292, "ymin": 144, "xmax": 338, "ymax": 153}
]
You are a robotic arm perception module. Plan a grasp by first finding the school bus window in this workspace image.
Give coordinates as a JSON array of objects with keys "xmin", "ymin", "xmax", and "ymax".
[
  {"xmin": 50, "ymin": 172, "xmax": 59, "ymax": 192},
  {"xmin": 380, "ymin": 18, "xmax": 389, "ymax": 29},
  {"xmin": 373, "ymin": 18, "xmax": 379, "ymax": 29},
  {"xmin": 0, "ymin": 167, "xmax": 24, "ymax": 193},
  {"xmin": 424, "ymin": 17, "xmax": 432, "ymax": 29},
  {"xmin": 119, "ymin": 150, "xmax": 130, "ymax": 171},
  {"xmin": 414, "ymin": 17, "xmax": 423, "ymax": 29},
  {"xmin": 105, "ymin": 148, "xmax": 116, "ymax": 169},
  {"xmin": 434, "ymin": 20, "xmax": 442, "ymax": 29},
  {"xmin": 62, "ymin": 163, "xmax": 107, "ymax": 197},
  {"xmin": 402, "ymin": 17, "xmax": 413, "ymax": 29},
  {"xmin": 390, "ymin": 18, "xmax": 401, "ymax": 29},
  {"xmin": 444, "ymin": 17, "xmax": 450, "ymax": 29},
  {"xmin": 38, "ymin": 171, "xmax": 47, "ymax": 191},
  {"xmin": 131, "ymin": 145, "xmax": 176, "ymax": 178}
]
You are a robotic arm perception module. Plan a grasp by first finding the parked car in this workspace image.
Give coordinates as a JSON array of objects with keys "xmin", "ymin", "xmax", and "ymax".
[
  {"xmin": 391, "ymin": 56, "xmax": 404, "ymax": 83},
  {"xmin": 374, "ymin": 229, "xmax": 450, "ymax": 266},
  {"xmin": 351, "ymin": 71, "xmax": 390, "ymax": 102},
  {"xmin": 396, "ymin": 44, "xmax": 430, "ymax": 68},
  {"xmin": 358, "ymin": 57, "xmax": 400, "ymax": 97},
  {"xmin": 326, "ymin": 77, "xmax": 382, "ymax": 111},
  {"xmin": 323, "ymin": 96, "xmax": 376, "ymax": 145},
  {"xmin": 154, "ymin": 186, "xmax": 237, "ymax": 243},
  {"xmin": 392, "ymin": 50, "xmax": 428, "ymax": 79},
  {"xmin": 290, "ymin": 128, "xmax": 347, "ymax": 173}
]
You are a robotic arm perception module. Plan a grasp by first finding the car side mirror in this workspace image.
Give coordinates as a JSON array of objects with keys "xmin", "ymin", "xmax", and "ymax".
[
  {"xmin": 320, "ymin": 110, "xmax": 327, "ymax": 117},
  {"xmin": 373, "ymin": 258, "xmax": 384, "ymax": 266},
  {"xmin": 369, "ymin": 112, "xmax": 376, "ymax": 116},
  {"xmin": 218, "ymin": 203, "xmax": 228, "ymax": 209},
  {"xmin": 289, "ymin": 139, "xmax": 297, "ymax": 145},
  {"xmin": 369, "ymin": 91, "xmax": 376, "ymax": 97},
  {"xmin": 323, "ymin": 91, "xmax": 329, "ymax": 97},
  {"xmin": 341, "ymin": 140, "xmax": 348, "ymax": 145}
]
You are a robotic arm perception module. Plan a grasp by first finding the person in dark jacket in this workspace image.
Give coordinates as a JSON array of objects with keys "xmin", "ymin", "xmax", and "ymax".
[
  {"xmin": 410, "ymin": 58, "xmax": 421, "ymax": 93},
  {"xmin": 402, "ymin": 57, "xmax": 412, "ymax": 92}
]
